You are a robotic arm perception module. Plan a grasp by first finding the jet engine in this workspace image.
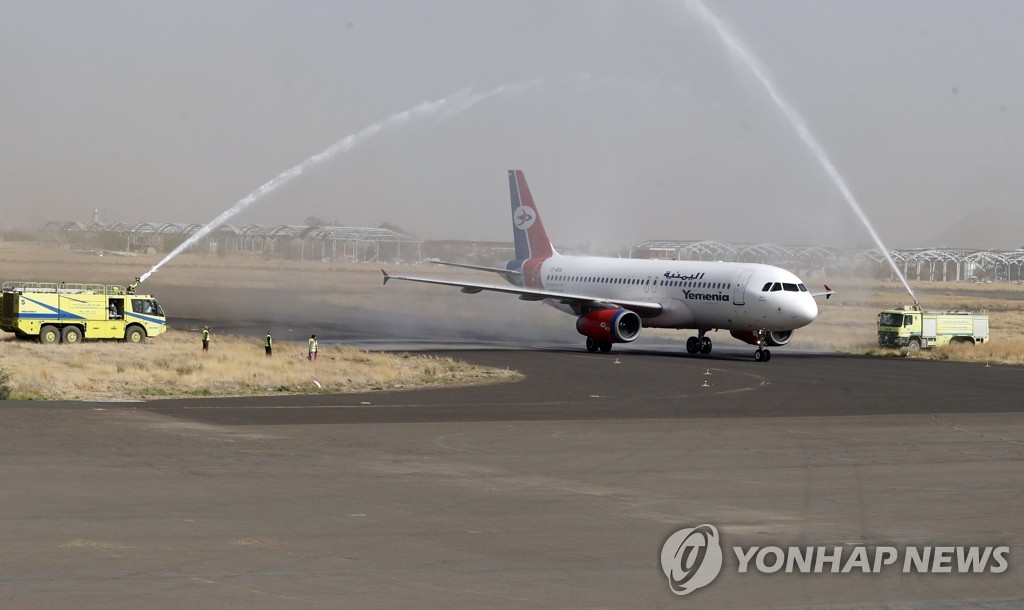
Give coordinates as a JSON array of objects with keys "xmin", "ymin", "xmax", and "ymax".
[
  {"xmin": 576, "ymin": 309, "xmax": 642, "ymax": 343},
  {"xmin": 730, "ymin": 330, "xmax": 793, "ymax": 346}
]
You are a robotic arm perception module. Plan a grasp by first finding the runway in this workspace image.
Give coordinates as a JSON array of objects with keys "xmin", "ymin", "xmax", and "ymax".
[
  {"xmin": 1, "ymin": 347, "xmax": 1022, "ymax": 608},
  {"xmin": 139, "ymin": 346, "xmax": 1024, "ymax": 425}
]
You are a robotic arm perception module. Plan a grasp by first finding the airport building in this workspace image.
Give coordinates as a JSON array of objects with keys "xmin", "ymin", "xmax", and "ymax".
[
  {"xmin": 628, "ymin": 240, "xmax": 1024, "ymax": 283},
  {"xmin": 39, "ymin": 220, "xmax": 423, "ymax": 264},
  {"xmin": 35, "ymin": 219, "xmax": 1024, "ymax": 282}
]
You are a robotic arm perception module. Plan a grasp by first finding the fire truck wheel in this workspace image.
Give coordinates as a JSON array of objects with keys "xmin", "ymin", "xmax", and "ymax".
[
  {"xmin": 61, "ymin": 326, "xmax": 82, "ymax": 344},
  {"xmin": 907, "ymin": 338, "xmax": 921, "ymax": 353},
  {"xmin": 39, "ymin": 325, "xmax": 60, "ymax": 344},
  {"xmin": 125, "ymin": 325, "xmax": 147, "ymax": 344}
]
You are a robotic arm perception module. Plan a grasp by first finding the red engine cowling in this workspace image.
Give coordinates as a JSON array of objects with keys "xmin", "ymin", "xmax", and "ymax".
[
  {"xmin": 576, "ymin": 309, "xmax": 642, "ymax": 343},
  {"xmin": 729, "ymin": 330, "xmax": 794, "ymax": 346}
]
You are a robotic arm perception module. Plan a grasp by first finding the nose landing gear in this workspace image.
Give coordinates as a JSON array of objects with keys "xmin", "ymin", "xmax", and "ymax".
[{"xmin": 752, "ymin": 330, "xmax": 771, "ymax": 362}]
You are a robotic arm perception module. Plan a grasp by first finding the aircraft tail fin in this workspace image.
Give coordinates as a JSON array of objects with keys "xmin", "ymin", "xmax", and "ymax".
[{"xmin": 508, "ymin": 170, "xmax": 556, "ymax": 260}]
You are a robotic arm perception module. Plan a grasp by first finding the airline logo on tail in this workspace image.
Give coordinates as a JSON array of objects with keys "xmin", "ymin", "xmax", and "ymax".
[
  {"xmin": 508, "ymin": 169, "xmax": 554, "ymax": 261},
  {"xmin": 513, "ymin": 206, "xmax": 536, "ymax": 230}
]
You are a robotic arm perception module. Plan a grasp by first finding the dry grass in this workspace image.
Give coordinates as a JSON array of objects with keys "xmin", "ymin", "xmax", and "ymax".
[
  {"xmin": 0, "ymin": 330, "xmax": 520, "ymax": 401},
  {"xmin": 861, "ymin": 341, "xmax": 1024, "ymax": 365},
  {"xmin": 920, "ymin": 341, "xmax": 1024, "ymax": 365}
]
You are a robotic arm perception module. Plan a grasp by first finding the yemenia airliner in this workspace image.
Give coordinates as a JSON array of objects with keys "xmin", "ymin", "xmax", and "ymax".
[{"xmin": 383, "ymin": 170, "xmax": 832, "ymax": 362}]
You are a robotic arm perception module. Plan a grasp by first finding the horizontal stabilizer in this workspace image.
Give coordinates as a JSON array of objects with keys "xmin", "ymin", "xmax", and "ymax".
[{"xmin": 429, "ymin": 260, "xmax": 522, "ymax": 276}]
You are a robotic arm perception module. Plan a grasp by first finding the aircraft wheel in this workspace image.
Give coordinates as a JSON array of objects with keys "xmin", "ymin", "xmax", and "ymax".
[
  {"xmin": 699, "ymin": 337, "xmax": 713, "ymax": 355},
  {"xmin": 61, "ymin": 326, "xmax": 82, "ymax": 344},
  {"xmin": 754, "ymin": 348, "xmax": 764, "ymax": 362},
  {"xmin": 40, "ymin": 325, "xmax": 60, "ymax": 345},
  {"xmin": 763, "ymin": 349, "xmax": 771, "ymax": 362},
  {"xmin": 599, "ymin": 342, "xmax": 612, "ymax": 353},
  {"xmin": 686, "ymin": 336, "xmax": 699, "ymax": 354},
  {"xmin": 586, "ymin": 337, "xmax": 599, "ymax": 353}
]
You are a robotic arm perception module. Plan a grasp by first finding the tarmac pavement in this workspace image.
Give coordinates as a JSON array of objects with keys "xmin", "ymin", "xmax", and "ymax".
[{"xmin": 1, "ymin": 349, "xmax": 1022, "ymax": 608}]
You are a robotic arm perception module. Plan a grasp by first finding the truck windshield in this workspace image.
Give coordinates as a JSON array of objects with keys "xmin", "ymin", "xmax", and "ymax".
[
  {"xmin": 878, "ymin": 312, "xmax": 904, "ymax": 327},
  {"xmin": 132, "ymin": 299, "xmax": 164, "ymax": 316}
]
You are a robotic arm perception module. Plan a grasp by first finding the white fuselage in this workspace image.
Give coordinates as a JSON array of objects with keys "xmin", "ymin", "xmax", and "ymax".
[{"xmin": 535, "ymin": 255, "xmax": 818, "ymax": 332}]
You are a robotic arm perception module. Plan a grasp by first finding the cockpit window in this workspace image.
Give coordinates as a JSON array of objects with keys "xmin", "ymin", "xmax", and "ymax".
[
  {"xmin": 770, "ymin": 283, "xmax": 782, "ymax": 292},
  {"xmin": 762, "ymin": 283, "xmax": 772, "ymax": 292},
  {"xmin": 783, "ymin": 283, "xmax": 798, "ymax": 292},
  {"xmin": 798, "ymin": 284, "xmax": 807, "ymax": 292}
]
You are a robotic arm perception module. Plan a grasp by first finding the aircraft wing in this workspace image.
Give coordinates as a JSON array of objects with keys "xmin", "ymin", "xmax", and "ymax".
[{"xmin": 382, "ymin": 270, "xmax": 663, "ymax": 317}]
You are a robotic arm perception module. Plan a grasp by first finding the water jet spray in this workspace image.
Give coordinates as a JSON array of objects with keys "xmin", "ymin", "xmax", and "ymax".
[
  {"xmin": 136, "ymin": 79, "xmax": 542, "ymax": 285},
  {"xmin": 683, "ymin": 0, "xmax": 918, "ymax": 305}
]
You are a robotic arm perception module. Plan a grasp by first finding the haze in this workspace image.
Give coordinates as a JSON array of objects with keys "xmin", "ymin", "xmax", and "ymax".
[{"xmin": 2, "ymin": 1, "xmax": 1022, "ymax": 250}]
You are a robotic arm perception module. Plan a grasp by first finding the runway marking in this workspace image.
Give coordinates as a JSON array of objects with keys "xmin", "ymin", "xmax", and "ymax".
[
  {"xmin": 932, "ymin": 415, "xmax": 1024, "ymax": 445},
  {"xmin": 191, "ymin": 577, "xmax": 311, "ymax": 603},
  {"xmin": 59, "ymin": 539, "xmax": 133, "ymax": 557},
  {"xmin": 181, "ymin": 403, "xmax": 437, "ymax": 410},
  {"xmin": 177, "ymin": 391, "xmax": 756, "ymax": 410},
  {"xmin": 173, "ymin": 370, "xmax": 771, "ymax": 411}
]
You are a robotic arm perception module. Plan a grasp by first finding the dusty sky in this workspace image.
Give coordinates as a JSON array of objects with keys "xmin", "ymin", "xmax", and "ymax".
[{"xmin": 2, "ymin": 1, "xmax": 1022, "ymax": 249}]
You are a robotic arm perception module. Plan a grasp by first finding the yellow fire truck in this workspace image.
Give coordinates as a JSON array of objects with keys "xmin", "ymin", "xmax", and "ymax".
[
  {"xmin": 0, "ymin": 281, "xmax": 167, "ymax": 344},
  {"xmin": 877, "ymin": 304, "xmax": 988, "ymax": 352}
]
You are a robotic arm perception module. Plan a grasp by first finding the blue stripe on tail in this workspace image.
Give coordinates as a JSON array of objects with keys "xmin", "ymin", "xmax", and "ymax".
[{"xmin": 509, "ymin": 170, "xmax": 532, "ymax": 260}]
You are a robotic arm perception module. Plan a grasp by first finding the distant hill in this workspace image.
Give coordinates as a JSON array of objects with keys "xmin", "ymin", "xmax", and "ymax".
[{"xmin": 929, "ymin": 207, "xmax": 1024, "ymax": 250}]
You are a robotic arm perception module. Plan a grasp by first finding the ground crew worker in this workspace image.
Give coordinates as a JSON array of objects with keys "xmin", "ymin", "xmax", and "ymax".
[
  {"xmin": 308, "ymin": 334, "xmax": 318, "ymax": 362},
  {"xmin": 202, "ymin": 326, "xmax": 211, "ymax": 352},
  {"xmin": 265, "ymin": 331, "xmax": 273, "ymax": 357}
]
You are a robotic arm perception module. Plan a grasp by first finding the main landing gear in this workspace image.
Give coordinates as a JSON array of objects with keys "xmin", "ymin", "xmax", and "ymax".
[
  {"xmin": 685, "ymin": 330, "xmax": 713, "ymax": 356},
  {"xmin": 752, "ymin": 330, "xmax": 772, "ymax": 362},
  {"xmin": 585, "ymin": 337, "xmax": 613, "ymax": 353}
]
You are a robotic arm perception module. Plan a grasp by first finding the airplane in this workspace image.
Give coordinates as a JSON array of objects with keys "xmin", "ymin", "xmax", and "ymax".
[{"xmin": 382, "ymin": 170, "xmax": 833, "ymax": 362}]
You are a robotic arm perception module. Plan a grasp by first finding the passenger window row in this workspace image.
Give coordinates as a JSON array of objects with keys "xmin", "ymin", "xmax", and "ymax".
[{"xmin": 546, "ymin": 275, "xmax": 732, "ymax": 290}]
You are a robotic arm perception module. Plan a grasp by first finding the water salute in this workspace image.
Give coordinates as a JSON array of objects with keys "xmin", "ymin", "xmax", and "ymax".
[{"xmin": 0, "ymin": 2, "xmax": 1021, "ymax": 607}]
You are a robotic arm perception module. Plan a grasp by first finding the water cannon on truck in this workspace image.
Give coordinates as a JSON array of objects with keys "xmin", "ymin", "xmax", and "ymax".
[
  {"xmin": 0, "ymin": 280, "xmax": 167, "ymax": 344},
  {"xmin": 877, "ymin": 304, "xmax": 988, "ymax": 354}
]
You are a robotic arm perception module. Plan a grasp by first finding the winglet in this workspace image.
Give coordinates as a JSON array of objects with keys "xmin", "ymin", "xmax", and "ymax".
[
  {"xmin": 810, "ymin": 283, "xmax": 835, "ymax": 300},
  {"xmin": 381, "ymin": 269, "xmax": 391, "ymax": 286}
]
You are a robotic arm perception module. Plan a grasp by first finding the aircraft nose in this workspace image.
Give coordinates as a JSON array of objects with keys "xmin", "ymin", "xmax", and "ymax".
[{"xmin": 795, "ymin": 295, "xmax": 818, "ymax": 327}]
